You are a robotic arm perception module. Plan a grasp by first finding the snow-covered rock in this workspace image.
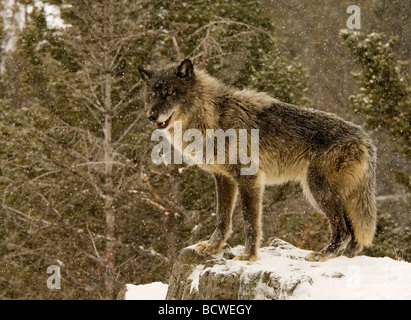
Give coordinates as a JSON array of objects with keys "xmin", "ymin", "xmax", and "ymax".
[{"xmin": 163, "ymin": 238, "xmax": 411, "ymax": 300}]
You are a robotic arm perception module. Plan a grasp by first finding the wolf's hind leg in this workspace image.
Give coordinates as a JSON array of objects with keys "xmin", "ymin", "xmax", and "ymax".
[
  {"xmin": 304, "ymin": 167, "xmax": 351, "ymax": 262},
  {"xmin": 194, "ymin": 173, "xmax": 238, "ymax": 256},
  {"xmin": 339, "ymin": 215, "xmax": 363, "ymax": 258},
  {"xmin": 343, "ymin": 236, "xmax": 363, "ymax": 258}
]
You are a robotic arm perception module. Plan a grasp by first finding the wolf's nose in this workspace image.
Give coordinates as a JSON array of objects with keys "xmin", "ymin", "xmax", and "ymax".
[{"xmin": 148, "ymin": 114, "xmax": 157, "ymax": 123}]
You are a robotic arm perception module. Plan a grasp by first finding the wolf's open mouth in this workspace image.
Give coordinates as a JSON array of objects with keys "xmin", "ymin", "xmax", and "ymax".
[{"xmin": 155, "ymin": 113, "xmax": 174, "ymax": 130}]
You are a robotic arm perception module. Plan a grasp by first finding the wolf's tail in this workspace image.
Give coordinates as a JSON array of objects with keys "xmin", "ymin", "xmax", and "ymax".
[{"xmin": 345, "ymin": 143, "xmax": 377, "ymax": 247}]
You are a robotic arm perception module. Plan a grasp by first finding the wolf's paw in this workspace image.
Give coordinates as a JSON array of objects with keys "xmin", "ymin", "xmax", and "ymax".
[
  {"xmin": 343, "ymin": 242, "xmax": 363, "ymax": 258},
  {"xmin": 232, "ymin": 253, "xmax": 258, "ymax": 262},
  {"xmin": 193, "ymin": 240, "xmax": 222, "ymax": 256},
  {"xmin": 305, "ymin": 251, "xmax": 337, "ymax": 262}
]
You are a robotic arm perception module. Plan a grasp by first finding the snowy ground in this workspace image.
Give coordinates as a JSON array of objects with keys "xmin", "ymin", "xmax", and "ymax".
[
  {"xmin": 125, "ymin": 282, "xmax": 168, "ymax": 300},
  {"xmin": 126, "ymin": 244, "xmax": 411, "ymax": 300}
]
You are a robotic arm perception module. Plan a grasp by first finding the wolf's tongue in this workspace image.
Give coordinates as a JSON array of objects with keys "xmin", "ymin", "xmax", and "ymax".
[{"xmin": 156, "ymin": 122, "xmax": 165, "ymax": 128}]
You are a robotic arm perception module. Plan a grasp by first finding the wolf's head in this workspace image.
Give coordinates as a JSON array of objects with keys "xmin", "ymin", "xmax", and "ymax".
[{"xmin": 138, "ymin": 59, "xmax": 196, "ymax": 130}]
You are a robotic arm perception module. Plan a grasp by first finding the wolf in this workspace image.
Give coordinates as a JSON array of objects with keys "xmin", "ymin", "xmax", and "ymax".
[{"xmin": 138, "ymin": 59, "xmax": 377, "ymax": 262}]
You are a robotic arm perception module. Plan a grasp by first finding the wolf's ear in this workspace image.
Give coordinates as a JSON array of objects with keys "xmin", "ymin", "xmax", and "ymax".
[
  {"xmin": 177, "ymin": 59, "xmax": 194, "ymax": 79},
  {"xmin": 138, "ymin": 67, "xmax": 153, "ymax": 82}
]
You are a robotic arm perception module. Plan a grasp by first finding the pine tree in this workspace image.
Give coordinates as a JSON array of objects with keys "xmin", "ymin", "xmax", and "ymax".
[
  {"xmin": 0, "ymin": 0, "xmax": 164, "ymax": 299},
  {"xmin": 151, "ymin": 0, "xmax": 309, "ymax": 105},
  {"xmin": 340, "ymin": 30, "xmax": 411, "ymax": 191}
]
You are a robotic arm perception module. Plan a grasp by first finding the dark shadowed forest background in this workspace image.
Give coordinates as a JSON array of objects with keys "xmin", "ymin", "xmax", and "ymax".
[{"xmin": 0, "ymin": 0, "xmax": 409, "ymax": 299}]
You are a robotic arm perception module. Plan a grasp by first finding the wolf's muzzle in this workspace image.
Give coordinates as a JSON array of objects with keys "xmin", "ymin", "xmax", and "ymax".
[{"xmin": 148, "ymin": 113, "xmax": 158, "ymax": 123}]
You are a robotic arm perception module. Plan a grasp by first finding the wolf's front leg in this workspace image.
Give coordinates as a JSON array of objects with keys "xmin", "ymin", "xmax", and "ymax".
[
  {"xmin": 194, "ymin": 173, "xmax": 238, "ymax": 256},
  {"xmin": 232, "ymin": 174, "xmax": 264, "ymax": 262}
]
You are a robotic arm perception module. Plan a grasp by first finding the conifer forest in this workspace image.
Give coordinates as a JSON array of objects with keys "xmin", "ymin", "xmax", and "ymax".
[{"xmin": 0, "ymin": 0, "xmax": 409, "ymax": 299}]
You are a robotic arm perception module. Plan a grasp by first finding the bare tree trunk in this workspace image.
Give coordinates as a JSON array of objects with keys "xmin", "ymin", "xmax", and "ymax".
[
  {"xmin": 103, "ymin": 109, "xmax": 115, "ymax": 300},
  {"xmin": 102, "ymin": 0, "xmax": 115, "ymax": 300}
]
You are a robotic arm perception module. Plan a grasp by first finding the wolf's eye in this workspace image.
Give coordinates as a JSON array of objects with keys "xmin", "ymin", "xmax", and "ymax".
[
  {"xmin": 167, "ymin": 89, "xmax": 174, "ymax": 95},
  {"xmin": 150, "ymin": 93, "xmax": 155, "ymax": 98}
]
